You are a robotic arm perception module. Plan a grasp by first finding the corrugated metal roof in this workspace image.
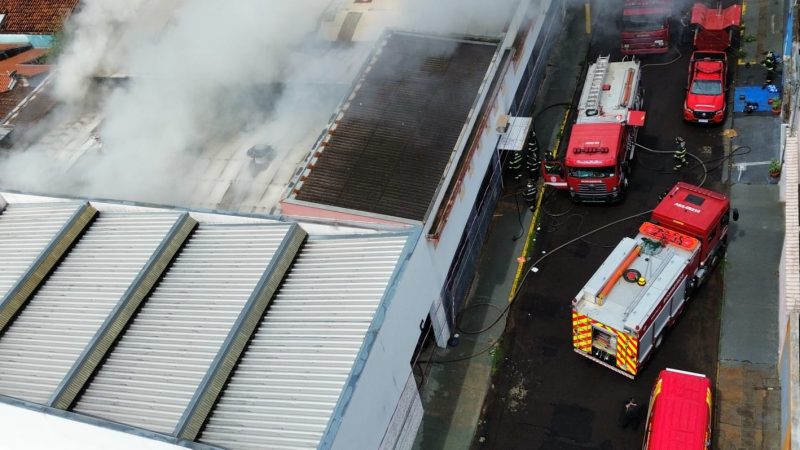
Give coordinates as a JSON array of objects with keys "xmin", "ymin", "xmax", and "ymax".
[
  {"xmin": 0, "ymin": 201, "xmax": 83, "ymax": 298},
  {"xmin": 199, "ymin": 235, "xmax": 407, "ymax": 450},
  {"xmin": 73, "ymin": 224, "xmax": 295, "ymax": 434},
  {"xmin": 0, "ymin": 212, "xmax": 183, "ymax": 404},
  {"xmin": 290, "ymin": 32, "xmax": 497, "ymax": 221}
]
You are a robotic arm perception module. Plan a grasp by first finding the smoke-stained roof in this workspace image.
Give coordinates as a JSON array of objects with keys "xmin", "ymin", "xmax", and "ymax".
[
  {"xmin": 0, "ymin": 0, "xmax": 79, "ymax": 34},
  {"xmin": 289, "ymin": 31, "xmax": 498, "ymax": 222},
  {"xmin": 0, "ymin": 191, "xmax": 412, "ymax": 450}
]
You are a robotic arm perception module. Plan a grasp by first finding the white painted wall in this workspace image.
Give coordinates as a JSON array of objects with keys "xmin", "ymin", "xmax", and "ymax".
[
  {"xmin": 0, "ymin": 403, "xmax": 185, "ymax": 450},
  {"xmin": 323, "ymin": 1, "xmax": 560, "ymax": 449}
]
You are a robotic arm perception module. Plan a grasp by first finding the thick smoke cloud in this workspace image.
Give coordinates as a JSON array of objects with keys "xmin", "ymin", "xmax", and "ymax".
[{"xmin": 0, "ymin": 0, "xmax": 520, "ymax": 207}]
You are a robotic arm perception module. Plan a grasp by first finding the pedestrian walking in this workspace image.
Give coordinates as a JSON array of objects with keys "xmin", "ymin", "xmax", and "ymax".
[
  {"xmin": 673, "ymin": 136, "xmax": 688, "ymax": 171},
  {"xmin": 619, "ymin": 397, "xmax": 643, "ymax": 430}
]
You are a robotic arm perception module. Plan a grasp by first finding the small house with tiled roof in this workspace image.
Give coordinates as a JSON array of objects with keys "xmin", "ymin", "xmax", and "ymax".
[{"xmin": 0, "ymin": 0, "xmax": 79, "ymax": 47}]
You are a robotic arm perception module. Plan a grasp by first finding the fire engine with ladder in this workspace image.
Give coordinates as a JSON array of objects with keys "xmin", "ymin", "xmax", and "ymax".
[
  {"xmin": 572, "ymin": 183, "xmax": 736, "ymax": 378},
  {"xmin": 543, "ymin": 56, "xmax": 646, "ymax": 203}
]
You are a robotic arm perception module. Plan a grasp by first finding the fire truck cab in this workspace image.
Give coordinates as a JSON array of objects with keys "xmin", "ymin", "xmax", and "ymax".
[
  {"xmin": 621, "ymin": 0, "xmax": 671, "ymax": 55},
  {"xmin": 572, "ymin": 183, "xmax": 734, "ymax": 377},
  {"xmin": 544, "ymin": 56, "xmax": 645, "ymax": 203}
]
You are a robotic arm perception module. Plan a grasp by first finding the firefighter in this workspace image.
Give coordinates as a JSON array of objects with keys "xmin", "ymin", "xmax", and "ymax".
[
  {"xmin": 673, "ymin": 136, "xmax": 688, "ymax": 171},
  {"xmin": 761, "ymin": 50, "xmax": 778, "ymax": 69},
  {"xmin": 525, "ymin": 134, "xmax": 541, "ymax": 181},
  {"xmin": 619, "ymin": 398, "xmax": 643, "ymax": 430},
  {"xmin": 762, "ymin": 51, "xmax": 777, "ymax": 88},
  {"xmin": 508, "ymin": 150, "xmax": 523, "ymax": 181},
  {"xmin": 521, "ymin": 179, "xmax": 538, "ymax": 211}
]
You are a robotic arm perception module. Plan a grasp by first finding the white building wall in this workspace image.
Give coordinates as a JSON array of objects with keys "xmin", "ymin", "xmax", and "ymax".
[
  {"xmin": 0, "ymin": 402, "xmax": 187, "ymax": 450},
  {"xmin": 426, "ymin": 0, "xmax": 557, "ymax": 346},
  {"xmin": 320, "ymin": 1, "xmax": 561, "ymax": 449}
]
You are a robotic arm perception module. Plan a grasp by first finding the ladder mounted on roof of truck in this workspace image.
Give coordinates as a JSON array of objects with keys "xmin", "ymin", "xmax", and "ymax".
[{"xmin": 585, "ymin": 56, "xmax": 610, "ymax": 115}]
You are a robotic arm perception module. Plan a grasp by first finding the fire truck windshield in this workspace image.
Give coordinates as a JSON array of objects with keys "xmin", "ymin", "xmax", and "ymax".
[
  {"xmin": 568, "ymin": 166, "xmax": 616, "ymax": 178},
  {"xmin": 622, "ymin": 14, "xmax": 664, "ymax": 32},
  {"xmin": 690, "ymin": 79, "xmax": 722, "ymax": 95}
]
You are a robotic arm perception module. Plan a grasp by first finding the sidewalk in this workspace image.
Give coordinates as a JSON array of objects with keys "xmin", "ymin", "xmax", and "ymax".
[
  {"xmin": 716, "ymin": 0, "xmax": 786, "ymax": 447},
  {"xmin": 411, "ymin": 6, "xmax": 591, "ymax": 450}
]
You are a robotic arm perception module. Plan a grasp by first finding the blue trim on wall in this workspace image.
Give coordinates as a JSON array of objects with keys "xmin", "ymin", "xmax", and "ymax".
[
  {"xmin": 317, "ymin": 225, "xmax": 422, "ymax": 450},
  {"xmin": 0, "ymin": 34, "xmax": 54, "ymax": 48},
  {"xmin": 783, "ymin": 1, "xmax": 793, "ymax": 59}
]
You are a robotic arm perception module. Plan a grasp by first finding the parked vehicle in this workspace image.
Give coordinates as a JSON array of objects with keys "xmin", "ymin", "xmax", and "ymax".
[
  {"xmin": 572, "ymin": 183, "xmax": 736, "ymax": 377},
  {"xmin": 684, "ymin": 51, "xmax": 727, "ymax": 123},
  {"xmin": 682, "ymin": 3, "xmax": 741, "ymax": 123},
  {"xmin": 542, "ymin": 55, "xmax": 645, "ymax": 203},
  {"xmin": 621, "ymin": 0, "xmax": 672, "ymax": 55},
  {"xmin": 642, "ymin": 368, "xmax": 712, "ymax": 449}
]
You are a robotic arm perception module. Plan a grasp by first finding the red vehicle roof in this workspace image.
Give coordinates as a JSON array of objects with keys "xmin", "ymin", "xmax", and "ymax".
[
  {"xmin": 690, "ymin": 3, "xmax": 742, "ymax": 31},
  {"xmin": 564, "ymin": 123, "xmax": 623, "ymax": 167},
  {"xmin": 694, "ymin": 60, "xmax": 723, "ymax": 74},
  {"xmin": 647, "ymin": 369, "xmax": 711, "ymax": 450},
  {"xmin": 651, "ymin": 182, "xmax": 729, "ymax": 237},
  {"xmin": 686, "ymin": 54, "xmax": 726, "ymax": 111}
]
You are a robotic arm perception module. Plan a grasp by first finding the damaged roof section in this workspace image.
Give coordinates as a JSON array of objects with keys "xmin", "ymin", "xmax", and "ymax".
[
  {"xmin": 0, "ymin": 0, "xmax": 79, "ymax": 34},
  {"xmin": 288, "ymin": 32, "xmax": 498, "ymax": 222}
]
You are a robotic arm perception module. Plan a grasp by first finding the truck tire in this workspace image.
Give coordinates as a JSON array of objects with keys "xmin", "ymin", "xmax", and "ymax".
[
  {"xmin": 710, "ymin": 239, "xmax": 727, "ymax": 270},
  {"xmin": 684, "ymin": 276, "xmax": 697, "ymax": 301}
]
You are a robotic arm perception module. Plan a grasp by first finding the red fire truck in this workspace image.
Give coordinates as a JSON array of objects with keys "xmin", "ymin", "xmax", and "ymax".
[
  {"xmin": 572, "ymin": 183, "xmax": 736, "ymax": 377},
  {"xmin": 543, "ymin": 56, "xmax": 646, "ymax": 203},
  {"xmin": 621, "ymin": 0, "xmax": 671, "ymax": 55},
  {"xmin": 643, "ymin": 368, "xmax": 712, "ymax": 449}
]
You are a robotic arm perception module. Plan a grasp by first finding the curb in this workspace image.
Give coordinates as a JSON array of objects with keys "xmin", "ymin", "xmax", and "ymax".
[{"xmin": 507, "ymin": 107, "xmax": 570, "ymax": 302}]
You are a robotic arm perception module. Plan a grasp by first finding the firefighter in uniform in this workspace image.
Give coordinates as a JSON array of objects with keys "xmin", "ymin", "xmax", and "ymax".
[
  {"xmin": 525, "ymin": 133, "xmax": 541, "ymax": 182},
  {"xmin": 762, "ymin": 51, "xmax": 777, "ymax": 87},
  {"xmin": 673, "ymin": 136, "xmax": 688, "ymax": 171},
  {"xmin": 521, "ymin": 179, "xmax": 538, "ymax": 211},
  {"xmin": 508, "ymin": 150, "xmax": 524, "ymax": 181}
]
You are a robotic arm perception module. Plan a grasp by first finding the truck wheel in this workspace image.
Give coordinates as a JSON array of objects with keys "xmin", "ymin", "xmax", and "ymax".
[{"xmin": 684, "ymin": 277, "xmax": 697, "ymax": 301}]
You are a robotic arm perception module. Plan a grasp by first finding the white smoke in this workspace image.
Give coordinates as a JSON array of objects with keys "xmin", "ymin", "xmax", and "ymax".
[{"xmin": 0, "ymin": 0, "xmax": 521, "ymax": 207}]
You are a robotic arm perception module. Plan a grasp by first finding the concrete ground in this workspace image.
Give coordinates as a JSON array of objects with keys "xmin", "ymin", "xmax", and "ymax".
[{"xmin": 714, "ymin": 0, "xmax": 786, "ymax": 447}]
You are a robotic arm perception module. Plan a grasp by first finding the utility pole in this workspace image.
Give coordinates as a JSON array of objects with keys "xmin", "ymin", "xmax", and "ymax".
[{"xmin": 584, "ymin": 1, "xmax": 592, "ymax": 35}]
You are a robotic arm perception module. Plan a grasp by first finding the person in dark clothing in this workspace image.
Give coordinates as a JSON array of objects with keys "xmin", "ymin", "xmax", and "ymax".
[
  {"xmin": 619, "ymin": 397, "xmax": 643, "ymax": 430},
  {"xmin": 521, "ymin": 179, "xmax": 538, "ymax": 211}
]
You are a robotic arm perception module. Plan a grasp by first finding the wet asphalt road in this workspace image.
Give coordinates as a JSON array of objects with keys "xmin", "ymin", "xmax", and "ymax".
[{"xmin": 472, "ymin": 2, "xmax": 732, "ymax": 449}]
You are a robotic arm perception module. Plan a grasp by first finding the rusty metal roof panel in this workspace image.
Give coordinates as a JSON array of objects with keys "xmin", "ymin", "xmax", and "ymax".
[{"xmin": 292, "ymin": 32, "xmax": 498, "ymax": 222}]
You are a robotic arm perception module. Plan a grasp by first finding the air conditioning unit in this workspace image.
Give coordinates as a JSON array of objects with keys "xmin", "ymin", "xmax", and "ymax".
[{"xmin": 496, "ymin": 114, "xmax": 510, "ymax": 134}]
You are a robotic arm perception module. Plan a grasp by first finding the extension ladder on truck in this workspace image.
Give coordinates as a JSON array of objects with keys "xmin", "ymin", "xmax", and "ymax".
[{"xmin": 585, "ymin": 56, "xmax": 610, "ymax": 114}]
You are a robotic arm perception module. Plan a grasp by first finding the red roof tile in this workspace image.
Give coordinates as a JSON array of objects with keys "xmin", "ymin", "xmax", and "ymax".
[
  {"xmin": 16, "ymin": 64, "xmax": 48, "ymax": 77},
  {"xmin": 0, "ymin": 71, "xmax": 14, "ymax": 93},
  {"xmin": 0, "ymin": 0, "xmax": 79, "ymax": 34}
]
